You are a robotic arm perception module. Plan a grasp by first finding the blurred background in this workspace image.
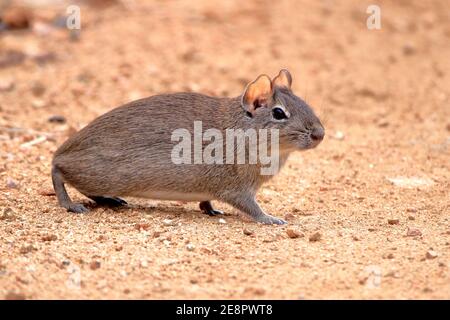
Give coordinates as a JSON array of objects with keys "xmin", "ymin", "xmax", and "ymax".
[{"xmin": 0, "ymin": 0, "xmax": 449, "ymax": 299}]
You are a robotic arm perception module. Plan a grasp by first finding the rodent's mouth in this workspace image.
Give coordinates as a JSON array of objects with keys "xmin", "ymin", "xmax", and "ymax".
[
  {"xmin": 294, "ymin": 136, "xmax": 323, "ymax": 151},
  {"xmin": 307, "ymin": 138, "xmax": 323, "ymax": 149}
]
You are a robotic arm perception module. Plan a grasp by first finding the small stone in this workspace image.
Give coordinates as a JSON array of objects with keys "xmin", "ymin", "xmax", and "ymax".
[
  {"xmin": 309, "ymin": 232, "xmax": 322, "ymax": 242},
  {"xmin": 19, "ymin": 244, "xmax": 36, "ymax": 254},
  {"xmin": 4, "ymin": 291, "xmax": 26, "ymax": 300},
  {"xmin": 186, "ymin": 244, "xmax": 195, "ymax": 251},
  {"xmin": 243, "ymin": 228, "xmax": 254, "ymax": 236},
  {"xmin": 162, "ymin": 219, "xmax": 175, "ymax": 226},
  {"xmin": 32, "ymin": 99, "xmax": 47, "ymax": 108},
  {"xmin": 38, "ymin": 188, "xmax": 55, "ymax": 196},
  {"xmin": 384, "ymin": 271, "xmax": 401, "ymax": 278},
  {"xmin": 377, "ymin": 120, "xmax": 389, "ymax": 128},
  {"xmin": 352, "ymin": 235, "xmax": 360, "ymax": 241},
  {"xmin": 163, "ymin": 240, "xmax": 170, "ymax": 246},
  {"xmin": 0, "ymin": 78, "xmax": 15, "ymax": 92},
  {"xmin": 134, "ymin": 223, "xmax": 150, "ymax": 231},
  {"xmin": 406, "ymin": 228, "xmax": 422, "ymax": 237},
  {"xmin": 61, "ymin": 260, "xmax": 70, "ymax": 267},
  {"xmin": 152, "ymin": 231, "xmax": 161, "ymax": 238},
  {"xmin": 284, "ymin": 213, "xmax": 295, "ymax": 221},
  {"xmin": 218, "ymin": 218, "xmax": 226, "ymax": 224},
  {"xmin": 244, "ymin": 287, "xmax": 266, "ymax": 296},
  {"xmin": 90, "ymin": 261, "xmax": 101, "ymax": 270},
  {"xmin": 41, "ymin": 234, "xmax": 57, "ymax": 242},
  {"xmin": 406, "ymin": 208, "xmax": 417, "ymax": 213},
  {"xmin": 1, "ymin": 7, "xmax": 31, "ymax": 29},
  {"xmin": 6, "ymin": 177, "xmax": 18, "ymax": 189},
  {"xmin": 408, "ymin": 216, "xmax": 415, "ymax": 221},
  {"xmin": 48, "ymin": 115, "xmax": 66, "ymax": 124},
  {"xmin": 388, "ymin": 219, "xmax": 399, "ymax": 225},
  {"xmin": 332, "ymin": 131, "xmax": 345, "ymax": 140},
  {"xmin": 115, "ymin": 246, "xmax": 123, "ymax": 251},
  {"xmin": 426, "ymin": 250, "xmax": 438, "ymax": 259},
  {"xmin": 0, "ymin": 207, "xmax": 15, "ymax": 221},
  {"xmin": 402, "ymin": 43, "xmax": 416, "ymax": 55},
  {"xmin": 31, "ymin": 82, "xmax": 46, "ymax": 96},
  {"xmin": 0, "ymin": 50, "xmax": 26, "ymax": 68},
  {"xmin": 140, "ymin": 259, "xmax": 148, "ymax": 267},
  {"xmin": 286, "ymin": 228, "xmax": 303, "ymax": 239}
]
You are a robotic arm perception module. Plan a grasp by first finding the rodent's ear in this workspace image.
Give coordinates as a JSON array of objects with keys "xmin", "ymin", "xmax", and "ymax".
[
  {"xmin": 241, "ymin": 74, "xmax": 273, "ymax": 115},
  {"xmin": 272, "ymin": 69, "xmax": 292, "ymax": 90}
]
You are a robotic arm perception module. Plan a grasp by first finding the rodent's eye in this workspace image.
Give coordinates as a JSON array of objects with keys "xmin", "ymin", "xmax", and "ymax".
[{"xmin": 272, "ymin": 107, "xmax": 287, "ymax": 120}]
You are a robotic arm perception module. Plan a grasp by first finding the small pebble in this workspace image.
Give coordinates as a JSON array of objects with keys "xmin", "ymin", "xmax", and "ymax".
[
  {"xmin": 388, "ymin": 219, "xmax": 399, "ymax": 225},
  {"xmin": 186, "ymin": 244, "xmax": 195, "ymax": 251},
  {"xmin": 0, "ymin": 78, "xmax": 15, "ymax": 92},
  {"xmin": 6, "ymin": 177, "xmax": 19, "ymax": 189},
  {"xmin": 90, "ymin": 261, "xmax": 101, "ymax": 270},
  {"xmin": 48, "ymin": 115, "xmax": 66, "ymax": 124},
  {"xmin": 309, "ymin": 232, "xmax": 322, "ymax": 242},
  {"xmin": 1, "ymin": 7, "xmax": 31, "ymax": 29},
  {"xmin": 4, "ymin": 291, "xmax": 26, "ymax": 300},
  {"xmin": 140, "ymin": 259, "xmax": 148, "ymax": 267},
  {"xmin": 332, "ymin": 131, "xmax": 345, "ymax": 140},
  {"xmin": 19, "ymin": 244, "xmax": 36, "ymax": 254},
  {"xmin": 426, "ymin": 250, "xmax": 438, "ymax": 259},
  {"xmin": 0, "ymin": 208, "xmax": 15, "ymax": 221},
  {"xmin": 402, "ymin": 43, "xmax": 416, "ymax": 55},
  {"xmin": 41, "ymin": 234, "xmax": 57, "ymax": 242},
  {"xmin": 38, "ymin": 188, "xmax": 55, "ymax": 196},
  {"xmin": 243, "ymin": 228, "xmax": 254, "ymax": 236},
  {"xmin": 385, "ymin": 253, "xmax": 394, "ymax": 259},
  {"xmin": 152, "ymin": 231, "xmax": 161, "ymax": 238},
  {"xmin": 31, "ymin": 82, "xmax": 46, "ymax": 96},
  {"xmin": 284, "ymin": 213, "xmax": 296, "ymax": 221},
  {"xmin": 286, "ymin": 228, "xmax": 303, "ymax": 239},
  {"xmin": 406, "ymin": 228, "xmax": 422, "ymax": 237},
  {"xmin": 218, "ymin": 218, "xmax": 226, "ymax": 224},
  {"xmin": 163, "ymin": 219, "xmax": 175, "ymax": 226},
  {"xmin": 32, "ymin": 99, "xmax": 47, "ymax": 108},
  {"xmin": 134, "ymin": 223, "xmax": 149, "ymax": 231}
]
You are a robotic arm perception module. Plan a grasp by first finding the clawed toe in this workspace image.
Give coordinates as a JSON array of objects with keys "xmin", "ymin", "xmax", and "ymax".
[
  {"xmin": 257, "ymin": 215, "xmax": 287, "ymax": 225},
  {"xmin": 204, "ymin": 209, "xmax": 224, "ymax": 216},
  {"xmin": 91, "ymin": 196, "xmax": 127, "ymax": 207},
  {"xmin": 67, "ymin": 203, "xmax": 88, "ymax": 213},
  {"xmin": 199, "ymin": 201, "xmax": 223, "ymax": 216}
]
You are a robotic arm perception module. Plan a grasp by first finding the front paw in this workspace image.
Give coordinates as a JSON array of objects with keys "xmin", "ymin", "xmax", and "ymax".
[{"xmin": 257, "ymin": 214, "xmax": 287, "ymax": 225}]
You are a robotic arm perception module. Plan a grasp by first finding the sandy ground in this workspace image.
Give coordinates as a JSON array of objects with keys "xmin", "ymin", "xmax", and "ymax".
[{"xmin": 0, "ymin": 0, "xmax": 449, "ymax": 299}]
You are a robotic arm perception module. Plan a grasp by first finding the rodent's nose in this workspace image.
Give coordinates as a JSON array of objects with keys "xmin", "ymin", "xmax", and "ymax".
[{"xmin": 310, "ymin": 126, "xmax": 325, "ymax": 142}]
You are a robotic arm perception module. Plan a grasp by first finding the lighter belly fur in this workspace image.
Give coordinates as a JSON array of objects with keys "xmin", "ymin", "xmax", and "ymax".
[{"xmin": 134, "ymin": 190, "xmax": 212, "ymax": 202}]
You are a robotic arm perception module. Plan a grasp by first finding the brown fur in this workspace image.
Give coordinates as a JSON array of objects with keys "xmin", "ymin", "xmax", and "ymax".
[{"xmin": 52, "ymin": 70, "xmax": 324, "ymax": 224}]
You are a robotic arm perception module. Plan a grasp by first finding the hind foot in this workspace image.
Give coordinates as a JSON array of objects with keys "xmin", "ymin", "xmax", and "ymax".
[
  {"xmin": 90, "ymin": 196, "xmax": 127, "ymax": 207},
  {"xmin": 199, "ymin": 201, "xmax": 223, "ymax": 216},
  {"xmin": 67, "ymin": 203, "xmax": 89, "ymax": 213}
]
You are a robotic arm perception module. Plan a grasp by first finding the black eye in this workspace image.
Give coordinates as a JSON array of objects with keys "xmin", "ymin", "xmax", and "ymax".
[{"xmin": 272, "ymin": 107, "xmax": 287, "ymax": 120}]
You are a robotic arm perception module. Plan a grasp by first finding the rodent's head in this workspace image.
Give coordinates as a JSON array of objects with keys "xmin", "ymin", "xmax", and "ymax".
[{"xmin": 241, "ymin": 69, "xmax": 324, "ymax": 152}]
